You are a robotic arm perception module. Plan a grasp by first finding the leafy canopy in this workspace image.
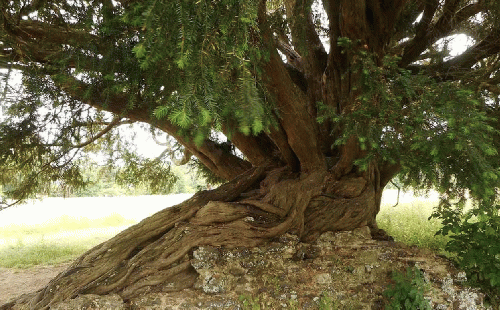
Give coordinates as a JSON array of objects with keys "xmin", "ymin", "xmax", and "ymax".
[{"xmin": 1, "ymin": 0, "xmax": 500, "ymax": 212}]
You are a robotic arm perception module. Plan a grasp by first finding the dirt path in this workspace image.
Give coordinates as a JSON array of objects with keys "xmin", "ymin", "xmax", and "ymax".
[{"xmin": 0, "ymin": 264, "xmax": 70, "ymax": 305}]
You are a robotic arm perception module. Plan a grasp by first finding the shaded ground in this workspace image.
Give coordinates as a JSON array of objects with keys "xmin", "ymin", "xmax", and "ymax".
[{"xmin": 0, "ymin": 263, "xmax": 70, "ymax": 305}]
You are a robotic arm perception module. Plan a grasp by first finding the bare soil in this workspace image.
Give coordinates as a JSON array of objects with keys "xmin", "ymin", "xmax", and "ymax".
[{"xmin": 0, "ymin": 263, "xmax": 70, "ymax": 305}]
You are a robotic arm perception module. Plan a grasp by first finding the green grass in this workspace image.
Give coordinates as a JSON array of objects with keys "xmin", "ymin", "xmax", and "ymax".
[
  {"xmin": 0, "ymin": 213, "xmax": 136, "ymax": 238},
  {"xmin": 0, "ymin": 240, "xmax": 93, "ymax": 268},
  {"xmin": 0, "ymin": 214, "xmax": 137, "ymax": 268},
  {"xmin": 377, "ymin": 200, "xmax": 449, "ymax": 253}
]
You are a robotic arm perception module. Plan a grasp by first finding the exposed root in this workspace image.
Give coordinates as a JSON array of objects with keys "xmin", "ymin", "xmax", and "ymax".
[{"xmin": 2, "ymin": 167, "xmax": 382, "ymax": 310}]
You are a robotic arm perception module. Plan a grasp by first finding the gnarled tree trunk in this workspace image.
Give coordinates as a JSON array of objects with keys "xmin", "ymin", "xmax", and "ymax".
[
  {"xmin": 1, "ymin": 161, "xmax": 395, "ymax": 310},
  {"xmin": 0, "ymin": 1, "xmax": 408, "ymax": 309}
]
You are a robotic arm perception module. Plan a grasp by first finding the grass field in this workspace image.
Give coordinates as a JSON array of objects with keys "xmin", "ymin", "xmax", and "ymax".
[
  {"xmin": 0, "ymin": 194, "xmax": 192, "ymax": 268},
  {"xmin": 0, "ymin": 191, "xmax": 447, "ymax": 268},
  {"xmin": 377, "ymin": 191, "xmax": 449, "ymax": 253},
  {"xmin": 0, "ymin": 214, "xmax": 135, "ymax": 268}
]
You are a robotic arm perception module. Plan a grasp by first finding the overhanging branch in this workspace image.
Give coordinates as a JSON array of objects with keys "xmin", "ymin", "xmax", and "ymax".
[
  {"xmin": 62, "ymin": 117, "xmax": 128, "ymax": 149},
  {"xmin": 440, "ymin": 27, "xmax": 500, "ymax": 76},
  {"xmin": 399, "ymin": 1, "xmax": 484, "ymax": 67},
  {"xmin": 53, "ymin": 74, "xmax": 252, "ymax": 180}
]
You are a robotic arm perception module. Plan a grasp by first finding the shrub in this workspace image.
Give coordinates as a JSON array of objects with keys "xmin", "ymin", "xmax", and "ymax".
[
  {"xmin": 434, "ymin": 201, "xmax": 500, "ymax": 288},
  {"xmin": 383, "ymin": 267, "xmax": 432, "ymax": 310}
]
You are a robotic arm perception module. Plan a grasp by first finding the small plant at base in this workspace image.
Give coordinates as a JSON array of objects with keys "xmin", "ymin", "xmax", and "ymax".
[
  {"xmin": 288, "ymin": 298, "xmax": 299, "ymax": 310},
  {"xmin": 239, "ymin": 295, "xmax": 261, "ymax": 310},
  {"xmin": 317, "ymin": 292, "xmax": 338, "ymax": 310},
  {"xmin": 383, "ymin": 267, "xmax": 432, "ymax": 310}
]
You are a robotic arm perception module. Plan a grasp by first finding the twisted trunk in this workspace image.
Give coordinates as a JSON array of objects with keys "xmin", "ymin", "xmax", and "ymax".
[
  {"xmin": 0, "ymin": 2, "xmax": 407, "ymax": 309},
  {"xmin": 1, "ymin": 161, "xmax": 393, "ymax": 310}
]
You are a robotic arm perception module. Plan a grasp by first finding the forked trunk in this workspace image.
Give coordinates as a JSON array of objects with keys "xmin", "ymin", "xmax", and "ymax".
[{"xmin": 1, "ymin": 164, "xmax": 389, "ymax": 310}]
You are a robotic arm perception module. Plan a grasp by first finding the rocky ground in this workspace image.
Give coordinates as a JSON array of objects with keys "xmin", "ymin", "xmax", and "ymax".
[{"xmin": 1, "ymin": 227, "xmax": 490, "ymax": 309}]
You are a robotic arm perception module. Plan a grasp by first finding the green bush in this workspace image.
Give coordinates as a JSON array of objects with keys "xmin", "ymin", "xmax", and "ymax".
[
  {"xmin": 383, "ymin": 267, "xmax": 432, "ymax": 310},
  {"xmin": 434, "ymin": 201, "xmax": 500, "ymax": 292}
]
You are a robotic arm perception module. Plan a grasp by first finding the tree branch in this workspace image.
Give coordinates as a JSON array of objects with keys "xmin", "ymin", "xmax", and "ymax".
[
  {"xmin": 379, "ymin": 162, "xmax": 401, "ymax": 189},
  {"xmin": 399, "ymin": 1, "xmax": 484, "ymax": 67},
  {"xmin": 54, "ymin": 75, "xmax": 252, "ymax": 180},
  {"xmin": 275, "ymin": 38, "xmax": 304, "ymax": 73},
  {"xmin": 257, "ymin": 0, "xmax": 325, "ymax": 172},
  {"xmin": 284, "ymin": 0, "xmax": 327, "ymax": 76},
  {"xmin": 157, "ymin": 146, "xmax": 192, "ymax": 166},
  {"xmin": 7, "ymin": 19, "xmax": 101, "ymax": 47},
  {"xmin": 408, "ymin": 27, "xmax": 500, "ymax": 81},
  {"xmin": 222, "ymin": 129, "xmax": 281, "ymax": 167},
  {"xmin": 49, "ymin": 117, "xmax": 129, "ymax": 149},
  {"xmin": 439, "ymin": 27, "xmax": 500, "ymax": 78}
]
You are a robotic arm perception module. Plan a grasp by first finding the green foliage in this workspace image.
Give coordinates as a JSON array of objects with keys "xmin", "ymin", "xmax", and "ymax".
[
  {"xmin": 114, "ymin": 151, "xmax": 177, "ymax": 195},
  {"xmin": 0, "ymin": 0, "xmax": 277, "ymax": 205},
  {"xmin": 123, "ymin": 0, "xmax": 274, "ymax": 139},
  {"xmin": 323, "ymin": 46, "xmax": 500, "ymax": 201},
  {"xmin": 432, "ymin": 200, "xmax": 500, "ymax": 292},
  {"xmin": 239, "ymin": 295, "xmax": 261, "ymax": 310},
  {"xmin": 188, "ymin": 158, "xmax": 227, "ymax": 186},
  {"xmin": 383, "ymin": 267, "xmax": 432, "ymax": 310},
  {"xmin": 170, "ymin": 164, "xmax": 210, "ymax": 193},
  {"xmin": 72, "ymin": 164, "xmax": 137, "ymax": 197},
  {"xmin": 61, "ymin": 159, "xmax": 205, "ymax": 197},
  {"xmin": 317, "ymin": 292, "xmax": 338, "ymax": 310}
]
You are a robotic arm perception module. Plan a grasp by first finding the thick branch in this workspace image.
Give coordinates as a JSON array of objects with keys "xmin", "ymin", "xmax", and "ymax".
[
  {"xmin": 364, "ymin": 0, "xmax": 409, "ymax": 53},
  {"xmin": 7, "ymin": 20, "xmax": 101, "ymax": 48},
  {"xmin": 379, "ymin": 162, "xmax": 401, "ymax": 188},
  {"xmin": 284, "ymin": 0, "xmax": 327, "ymax": 77},
  {"xmin": 399, "ymin": 1, "xmax": 484, "ymax": 67},
  {"xmin": 223, "ymin": 130, "xmax": 281, "ymax": 167},
  {"xmin": 257, "ymin": 0, "xmax": 325, "ymax": 172},
  {"xmin": 275, "ymin": 39, "xmax": 304, "ymax": 73},
  {"xmin": 266, "ymin": 120, "xmax": 300, "ymax": 170},
  {"xmin": 1, "ymin": 15, "xmax": 106, "ymax": 65},
  {"xmin": 439, "ymin": 27, "xmax": 500, "ymax": 77},
  {"xmin": 408, "ymin": 27, "xmax": 500, "ymax": 81}
]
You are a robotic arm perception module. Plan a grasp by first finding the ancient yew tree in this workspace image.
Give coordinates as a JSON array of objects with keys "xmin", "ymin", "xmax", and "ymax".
[{"xmin": 1, "ymin": 0, "xmax": 500, "ymax": 308}]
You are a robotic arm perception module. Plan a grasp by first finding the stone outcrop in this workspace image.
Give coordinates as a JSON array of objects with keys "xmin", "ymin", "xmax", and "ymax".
[{"xmin": 40, "ymin": 227, "xmax": 489, "ymax": 309}]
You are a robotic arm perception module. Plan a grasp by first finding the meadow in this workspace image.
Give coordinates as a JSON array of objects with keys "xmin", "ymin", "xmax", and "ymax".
[
  {"xmin": 0, "ymin": 194, "xmax": 192, "ymax": 268},
  {"xmin": 376, "ymin": 189, "xmax": 449, "ymax": 253},
  {"xmin": 0, "ymin": 190, "xmax": 447, "ymax": 268}
]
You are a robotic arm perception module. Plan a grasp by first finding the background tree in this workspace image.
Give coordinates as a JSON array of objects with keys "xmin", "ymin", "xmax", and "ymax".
[{"xmin": 1, "ymin": 0, "xmax": 500, "ymax": 308}]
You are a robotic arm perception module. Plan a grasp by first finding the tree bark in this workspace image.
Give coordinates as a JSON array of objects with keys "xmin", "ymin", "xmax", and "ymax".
[{"xmin": 1, "ymin": 163, "xmax": 391, "ymax": 310}]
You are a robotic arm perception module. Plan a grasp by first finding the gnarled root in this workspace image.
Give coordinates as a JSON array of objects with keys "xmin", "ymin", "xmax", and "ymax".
[{"xmin": 2, "ymin": 167, "xmax": 381, "ymax": 310}]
